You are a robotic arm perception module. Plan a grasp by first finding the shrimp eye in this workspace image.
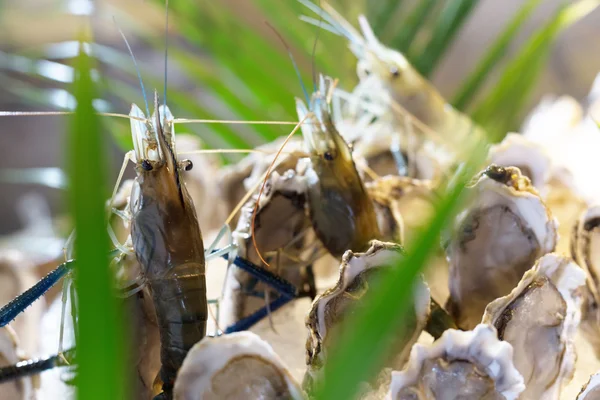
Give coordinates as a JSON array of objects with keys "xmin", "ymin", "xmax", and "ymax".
[
  {"xmin": 141, "ymin": 159, "xmax": 153, "ymax": 171},
  {"xmin": 182, "ymin": 159, "xmax": 193, "ymax": 171},
  {"xmin": 324, "ymin": 151, "xmax": 334, "ymax": 161},
  {"xmin": 390, "ymin": 66, "xmax": 400, "ymax": 78}
]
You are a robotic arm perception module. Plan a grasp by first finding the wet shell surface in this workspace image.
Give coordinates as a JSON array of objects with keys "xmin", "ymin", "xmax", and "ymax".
[
  {"xmin": 173, "ymin": 331, "xmax": 303, "ymax": 400},
  {"xmin": 578, "ymin": 372, "xmax": 600, "ymax": 400},
  {"xmin": 388, "ymin": 324, "xmax": 524, "ymax": 400},
  {"xmin": 304, "ymin": 240, "xmax": 430, "ymax": 393},
  {"xmin": 482, "ymin": 253, "xmax": 587, "ymax": 399},
  {"xmin": 445, "ymin": 165, "xmax": 558, "ymax": 329}
]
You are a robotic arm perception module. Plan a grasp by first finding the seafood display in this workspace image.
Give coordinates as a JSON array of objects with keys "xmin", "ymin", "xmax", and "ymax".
[{"xmin": 2, "ymin": 1, "xmax": 600, "ymax": 399}]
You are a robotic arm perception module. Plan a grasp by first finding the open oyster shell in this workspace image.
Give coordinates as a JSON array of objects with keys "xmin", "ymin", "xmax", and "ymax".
[
  {"xmin": 445, "ymin": 165, "xmax": 558, "ymax": 329},
  {"xmin": 219, "ymin": 169, "xmax": 321, "ymax": 330},
  {"xmin": 577, "ymin": 372, "xmax": 600, "ymax": 400},
  {"xmin": 216, "ymin": 137, "xmax": 306, "ymax": 227},
  {"xmin": 488, "ymin": 133, "xmax": 551, "ymax": 195},
  {"xmin": 388, "ymin": 324, "xmax": 524, "ymax": 400},
  {"xmin": 482, "ymin": 253, "xmax": 586, "ymax": 399},
  {"xmin": 571, "ymin": 205, "xmax": 600, "ymax": 357},
  {"xmin": 304, "ymin": 240, "xmax": 430, "ymax": 394},
  {"xmin": 173, "ymin": 331, "xmax": 303, "ymax": 400},
  {"xmin": 366, "ymin": 176, "xmax": 434, "ymax": 244}
]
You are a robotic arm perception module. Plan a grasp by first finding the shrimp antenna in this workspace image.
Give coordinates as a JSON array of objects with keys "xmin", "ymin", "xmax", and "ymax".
[
  {"xmin": 310, "ymin": 0, "xmax": 323, "ymax": 92},
  {"xmin": 265, "ymin": 21, "xmax": 310, "ymax": 105},
  {"xmin": 113, "ymin": 17, "xmax": 151, "ymax": 118},
  {"xmin": 251, "ymin": 113, "xmax": 310, "ymax": 267},
  {"xmin": 163, "ymin": 0, "xmax": 169, "ymax": 108}
]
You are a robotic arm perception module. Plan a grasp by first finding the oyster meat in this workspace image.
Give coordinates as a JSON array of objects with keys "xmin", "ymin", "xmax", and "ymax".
[
  {"xmin": 445, "ymin": 165, "xmax": 558, "ymax": 329},
  {"xmin": 304, "ymin": 240, "xmax": 430, "ymax": 395},
  {"xmin": 388, "ymin": 324, "xmax": 524, "ymax": 400},
  {"xmin": 482, "ymin": 253, "xmax": 586, "ymax": 399},
  {"xmin": 173, "ymin": 331, "xmax": 303, "ymax": 400}
]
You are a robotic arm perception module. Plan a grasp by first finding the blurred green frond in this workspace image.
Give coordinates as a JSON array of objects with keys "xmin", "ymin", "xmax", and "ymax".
[
  {"xmin": 69, "ymin": 39, "xmax": 127, "ymax": 400},
  {"xmin": 412, "ymin": 0, "xmax": 482, "ymax": 77},
  {"xmin": 452, "ymin": 0, "xmax": 543, "ymax": 110},
  {"xmin": 472, "ymin": 0, "xmax": 600, "ymax": 141}
]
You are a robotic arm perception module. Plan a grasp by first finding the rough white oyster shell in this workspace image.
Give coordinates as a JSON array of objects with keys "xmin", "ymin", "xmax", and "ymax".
[
  {"xmin": 445, "ymin": 165, "xmax": 558, "ymax": 329},
  {"xmin": 577, "ymin": 372, "xmax": 600, "ymax": 400},
  {"xmin": 216, "ymin": 137, "xmax": 306, "ymax": 227},
  {"xmin": 366, "ymin": 176, "xmax": 434, "ymax": 245},
  {"xmin": 304, "ymin": 240, "xmax": 430, "ymax": 394},
  {"xmin": 482, "ymin": 253, "xmax": 586, "ymax": 399},
  {"xmin": 387, "ymin": 324, "xmax": 524, "ymax": 400},
  {"xmin": 488, "ymin": 133, "xmax": 552, "ymax": 195},
  {"xmin": 173, "ymin": 331, "xmax": 303, "ymax": 400}
]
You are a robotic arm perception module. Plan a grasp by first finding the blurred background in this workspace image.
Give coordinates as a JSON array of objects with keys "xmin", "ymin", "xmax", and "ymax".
[{"xmin": 0, "ymin": 0, "xmax": 599, "ymax": 239}]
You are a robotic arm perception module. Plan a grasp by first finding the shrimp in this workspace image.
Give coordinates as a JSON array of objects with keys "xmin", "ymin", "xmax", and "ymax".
[
  {"xmin": 128, "ymin": 92, "xmax": 207, "ymax": 399},
  {"xmin": 296, "ymin": 75, "xmax": 381, "ymax": 258},
  {"xmin": 298, "ymin": 0, "xmax": 485, "ymax": 148}
]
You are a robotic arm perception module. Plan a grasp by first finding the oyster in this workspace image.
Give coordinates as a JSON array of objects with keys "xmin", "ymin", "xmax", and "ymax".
[
  {"xmin": 488, "ymin": 133, "xmax": 551, "ymax": 194},
  {"xmin": 219, "ymin": 169, "xmax": 321, "ymax": 330},
  {"xmin": 445, "ymin": 165, "xmax": 558, "ymax": 329},
  {"xmin": 366, "ymin": 176, "xmax": 435, "ymax": 244},
  {"xmin": 173, "ymin": 331, "xmax": 303, "ymax": 400},
  {"xmin": 571, "ymin": 205, "xmax": 600, "ymax": 356},
  {"xmin": 482, "ymin": 253, "xmax": 586, "ymax": 399},
  {"xmin": 304, "ymin": 240, "xmax": 430, "ymax": 394},
  {"xmin": 388, "ymin": 324, "xmax": 524, "ymax": 400},
  {"xmin": 216, "ymin": 137, "xmax": 306, "ymax": 227},
  {"xmin": 578, "ymin": 372, "xmax": 600, "ymax": 400}
]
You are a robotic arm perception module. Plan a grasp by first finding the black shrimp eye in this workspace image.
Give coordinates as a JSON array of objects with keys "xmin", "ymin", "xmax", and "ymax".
[
  {"xmin": 390, "ymin": 66, "xmax": 400, "ymax": 78},
  {"xmin": 183, "ymin": 159, "xmax": 193, "ymax": 171},
  {"xmin": 141, "ymin": 159, "xmax": 153, "ymax": 171},
  {"xmin": 324, "ymin": 151, "xmax": 334, "ymax": 161}
]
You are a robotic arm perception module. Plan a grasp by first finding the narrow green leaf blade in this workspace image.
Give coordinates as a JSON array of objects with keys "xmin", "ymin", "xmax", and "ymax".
[
  {"xmin": 472, "ymin": 0, "xmax": 600, "ymax": 141},
  {"xmin": 390, "ymin": 0, "xmax": 437, "ymax": 53},
  {"xmin": 413, "ymin": 0, "xmax": 481, "ymax": 77},
  {"xmin": 452, "ymin": 0, "xmax": 543, "ymax": 110},
  {"xmin": 69, "ymin": 40, "xmax": 127, "ymax": 400}
]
